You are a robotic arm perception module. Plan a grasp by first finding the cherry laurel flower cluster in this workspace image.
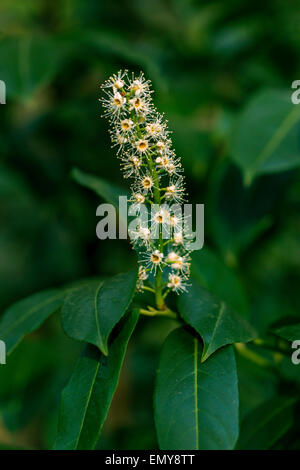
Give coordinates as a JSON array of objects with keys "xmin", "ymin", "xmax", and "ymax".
[{"xmin": 100, "ymin": 70, "xmax": 192, "ymax": 300}]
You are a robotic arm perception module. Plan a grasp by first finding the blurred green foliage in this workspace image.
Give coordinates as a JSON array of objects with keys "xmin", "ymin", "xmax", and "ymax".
[{"xmin": 0, "ymin": 0, "xmax": 299, "ymax": 450}]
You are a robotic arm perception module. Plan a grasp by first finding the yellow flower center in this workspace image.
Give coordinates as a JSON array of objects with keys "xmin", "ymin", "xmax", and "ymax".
[
  {"xmin": 138, "ymin": 141, "xmax": 147, "ymax": 151},
  {"xmin": 151, "ymin": 254, "xmax": 161, "ymax": 263},
  {"xmin": 143, "ymin": 177, "xmax": 152, "ymax": 188},
  {"xmin": 114, "ymin": 98, "xmax": 122, "ymax": 106}
]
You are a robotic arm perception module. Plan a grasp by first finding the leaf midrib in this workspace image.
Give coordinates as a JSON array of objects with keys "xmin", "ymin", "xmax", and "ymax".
[
  {"xmin": 239, "ymin": 398, "xmax": 295, "ymax": 448},
  {"xmin": 251, "ymin": 105, "xmax": 300, "ymax": 174},
  {"xmin": 194, "ymin": 338, "xmax": 199, "ymax": 450},
  {"xmin": 203, "ymin": 301, "xmax": 225, "ymax": 360},
  {"xmin": 94, "ymin": 282, "xmax": 104, "ymax": 351},
  {"xmin": 0, "ymin": 292, "xmax": 63, "ymax": 337},
  {"xmin": 76, "ymin": 360, "xmax": 101, "ymax": 449}
]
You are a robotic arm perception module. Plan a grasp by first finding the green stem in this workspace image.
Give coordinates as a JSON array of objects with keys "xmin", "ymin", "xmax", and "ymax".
[
  {"xmin": 139, "ymin": 306, "xmax": 177, "ymax": 319},
  {"xmin": 155, "ymin": 268, "xmax": 164, "ymax": 309},
  {"xmin": 147, "ymin": 154, "xmax": 165, "ymax": 309},
  {"xmin": 130, "ymin": 112, "xmax": 166, "ymax": 310},
  {"xmin": 253, "ymin": 338, "xmax": 291, "ymax": 357},
  {"xmin": 141, "ymin": 285, "xmax": 155, "ymax": 294},
  {"xmin": 162, "ymin": 287, "xmax": 171, "ymax": 299}
]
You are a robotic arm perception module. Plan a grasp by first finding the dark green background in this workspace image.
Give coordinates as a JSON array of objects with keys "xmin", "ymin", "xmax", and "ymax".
[{"xmin": 0, "ymin": 0, "xmax": 299, "ymax": 449}]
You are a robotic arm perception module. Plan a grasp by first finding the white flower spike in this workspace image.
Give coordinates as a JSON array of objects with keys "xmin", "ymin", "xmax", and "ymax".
[{"xmin": 100, "ymin": 70, "xmax": 193, "ymax": 305}]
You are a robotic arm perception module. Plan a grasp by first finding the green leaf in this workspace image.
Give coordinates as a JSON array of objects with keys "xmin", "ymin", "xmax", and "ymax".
[
  {"xmin": 177, "ymin": 280, "xmax": 256, "ymax": 361},
  {"xmin": 71, "ymin": 167, "xmax": 129, "ymax": 208},
  {"xmin": 61, "ymin": 270, "xmax": 137, "ymax": 355},
  {"xmin": 71, "ymin": 167, "xmax": 130, "ymax": 230},
  {"xmin": 81, "ymin": 30, "xmax": 168, "ymax": 92},
  {"xmin": 191, "ymin": 247, "xmax": 249, "ymax": 316},
  {"xmin": 0, "ymin": 35, "xmax": 64, "ymax": 99},
  {"xmin": 236, "ymin": 397, "xmax": 296, "ymax": 449},
  {"xmin": 154, "ymin": 328, "xmax": 239, "ymax": 450},
  {"xmin": 273, "ymin": 323, "xmax": 300, "ymax": 341},
  {"xmin": 207, "ymin": 160, "xmax": 276, "ymax": 260},
  {"xmin": 231, "ymin": 89, "xmax": 300, "ymax": 184},
  {"xmin": 54, "ymin": 309, "xmax": 139, "ymax": 450},
  {"xmin": 235, "ymin": 344, "xmax": 279, "ymax": 421},
  {"xmin": 0, "ymin": 289, "xmax": 65, "ymax": 355}
]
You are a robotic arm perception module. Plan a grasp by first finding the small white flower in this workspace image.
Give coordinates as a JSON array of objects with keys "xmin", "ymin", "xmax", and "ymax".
[
  {"xmin": 112, "ymin": 92, "xmax": 126, "ymax": 109},
  {"xmin": 146, "ymin": 119, "xmax": 165, "ymax": 138},
  {"xmin": 165, "ymin": 178, "xmax": 185, "ymax": 203},
  {"xmin": 118, "ymin": 134, "xmax": 127, "ymax": 144},
  {"xmin": 141, "ymin": 249, "xmax": 164, "ymax": 273},
  {"xmin": 166, "ymin": 184, "xmax": 176, "ymax": 195},
  {"xmin": 138, "ymin": 266, "xmax": 148, "ymax": 281},
  {"xmin": 153, "ymin": 208, "xmax": 170, "ymax": 225},
  {"xmin": 101, "ymin": 70, "xmax": 128, "ymax": 91},
  {"xmin": 156, "ymin": 140, "xmax": 167, "ymax": 155},
  {"xmin": 110, "ymin": 130, "xmax": 128, "ymax": 152},
  {"xmin": 167, "ymin": 273, "xmax": 187, "ymax": 293},
  {"xmin": 169, "ymin": 214, "xmax": 180, "ymax": 228},
  {"xmin": 172, "ymin": 257, "xmax": 184, "ymax": 270},
  {"xmin": 166, "ymin": 251, "xmax": 190, "ymax": 273},
  {"xmin": 120, "ymin": 119, "xmax": 134, "ymax": 132},
  {"xmin": 156, "ymin": 138, "xmax": 172, "ymax": 155},
  {"xmin": 174, "ymin": 231, "xmax": 184, "ymax": 245},
  {"xmin": 129, "ymin": 97, "xmax": 145, "ymax": 112},
  {"xmin": 136, "ymin": 265, "xmax": 149, "ymax": 292},
  {"xmin": 129, "ymin": 225, "xmax": 151, "ymax": 248},
  {"xmin": 139, "ymin": 227, "xmax": 151, "ymax": 241},
  {"xmin": 166, "ymin": 161, "xmax": 181, "ymax": 175},
  {"xmin": 172, "ymin": 254, "xmax": 191, "ymax": 274},
  {"xmin": 101, "ymin": 89, "xmax": 127, "ymax": 120},
  {"xmin": 134, "ymin": 193, "xmax": 145, "ymax": 204},
  {"xmin": 141, "ymin": 175, "xmax": 154, "ymax": 192},
  {"xmin": 155, "ymin": 155, "xmax": 170, "ymax": 169},
  {"xmin": 151, "ymin": 249, "xmax": 164, "ymax": 264},
  {"xmin": 130, "ymin": 192, "xmax": 146, "ymax": 213},
  {"xmin": 166, "ymin": 251, "xmax": 180, "ymax": 263},
  {"xmin": 114, "ymin": 79, "xmax": 124, "ymax": 90},
  {"xmin": 115, "ymin": 132, "xmax": 127, "ymax": 145},
  {"xmin": 136, "ymin": 139, "xmax": 149, "ymax": 153},
  {"xmin": 151, "ymin": 208, "xmax": 171, "ymax": 235},
  {"xmin": 121, "ymin": 155, "xmax": 142, "ymax": 178},
  {"xmin": 130, "ymin": 79, "xmax": 147, "ymax": 96}
]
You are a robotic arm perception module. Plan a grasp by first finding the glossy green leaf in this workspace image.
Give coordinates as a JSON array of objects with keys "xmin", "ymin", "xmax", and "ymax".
[
  {"xmin": 82, "ymin": 30, "xmax": 167, "ymax": 92},
  {"xmin": 191, "ymin": 247, "xmax": 249, "ymax": 316},
  {"xmin": 236, "ymin": 397, "xmax": 296, "ymax": 449},
  {"xmin": 61, "ymin": 270, "xmax": 137, "ymax": 355},
  {"xmin": 231, "ymin": 89, "xmax": 300, "ymax": 184},
  {"xmin": 71, "ymin": 167, "xmax": 129, "ymax": 208},
  {"xmin": 71, "ymin": 167, "xmax": 130, "ymax": 231},
  {"xmin": 154, "ymin": 328, "xmax": 239, "ymax": 450},
  {"xmin": 207, "ymin": 160, "xmax": 280, "ymax": 260},
  {"xmin": 0, "ymin": 289, "xmax": 65, "ymax": 355},
  {"xmin": 235, "ymin": 345, "xmax": 278, "ymax": 421},
  {"xmin": 274, "ymin": 323, "xmax": 300, "ymax": 341},
  {"xmin": 177, "ymin": 280, "xmax": 256, "ymax": 361},
  {"xmin": 54, "ymin": 309, "xmax": 139, "ymax": 450},
  {"xmin": 0, "ymin": 36, "xmax": 64, "ymax": 99}
]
